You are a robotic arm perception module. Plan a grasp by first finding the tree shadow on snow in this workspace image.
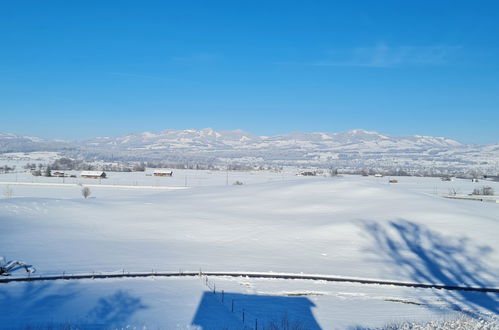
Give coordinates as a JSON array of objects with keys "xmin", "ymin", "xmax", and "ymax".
[
  {"xmin": 86, "ymin": 290, "xmax": 147, "ymax": 328},
  {"xmin": 359, "ymin": 219, "xmax": 499, "ymax": 315},
  {"xmin": 192, "ymin": 291, "xmax": 321, "ymax": 329}
]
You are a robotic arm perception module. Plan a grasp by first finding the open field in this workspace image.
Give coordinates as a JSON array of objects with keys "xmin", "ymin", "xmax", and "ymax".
[{"xmin": 0, "ymin": 171, "xmax": 498, "ymax": 328}]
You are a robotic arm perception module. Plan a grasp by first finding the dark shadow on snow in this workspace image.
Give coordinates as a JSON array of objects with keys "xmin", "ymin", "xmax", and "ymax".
[
  {"xmin": 360, "ymin": 219, "xmax": 499, "ymax": 315},
  {"xmin": 0, "ymin": 281, "xmax": 80, "ymax": 326},
  {"xmin": 192, "ymin": 291, "xmax": 321, "ymax": 329},
  {"xmin": 0, "ymin": 281, "xmax": 147, "ymax": 329}
]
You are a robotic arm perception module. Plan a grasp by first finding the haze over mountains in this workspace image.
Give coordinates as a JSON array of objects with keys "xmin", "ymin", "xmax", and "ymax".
[{"xmin": 1, "ymin": 129, "xmax": 498, "ymax": 173}]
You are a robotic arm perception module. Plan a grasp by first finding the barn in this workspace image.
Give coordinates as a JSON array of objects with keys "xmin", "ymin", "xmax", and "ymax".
[
  {"xmin": 80, "ymin": 171, "xmax": 106, "ymax": 179},
  {"xmin": 153, "ymin": 170, "xmax": 173, "ymax": 177}
]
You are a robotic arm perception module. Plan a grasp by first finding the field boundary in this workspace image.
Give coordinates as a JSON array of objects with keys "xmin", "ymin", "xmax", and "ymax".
[
  {"xmin": 0, "ymin": 181, "xmax": 188, "ymax": 190},
  {"xmin": 442, "ymin": 194, "xmax": 499, "ymax": 203},
  {"xmin": 1, "ymin": 270, "xmax": 498, "ymax": 293}
]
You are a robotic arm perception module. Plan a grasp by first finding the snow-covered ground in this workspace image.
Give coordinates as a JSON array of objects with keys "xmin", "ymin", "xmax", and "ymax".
[
  {"xmin": 0, "ymin": 171, "xmax": 498, "ymax": 329},
  {"xmin": 0, "ymin": 167, "xmax": 298, "ymax": 189}
]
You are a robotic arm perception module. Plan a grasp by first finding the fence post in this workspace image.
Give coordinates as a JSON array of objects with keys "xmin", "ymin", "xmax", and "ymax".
[
  {"xmin": 221, "ymin": 290, "xmax": 224, "ymax": 302},
  {"xmin": 255, "ymin": 318, "xmax": 258, "ymax": 330},
  {"xmin": 213, "ymin": 283, "xmax": 216, "ymax": 294},
  {"xmin": 242, "ymin": 309, "xmax": 245, "ymax": 323},
  {"xmin": 231, "ymin": 299, "xmax": 234, "ymax": 312}
]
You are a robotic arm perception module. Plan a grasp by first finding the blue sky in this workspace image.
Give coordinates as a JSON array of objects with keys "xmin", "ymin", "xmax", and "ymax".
[{"xmin": 1, "ymin": 1, "xmax": 498, "ymax": 144}]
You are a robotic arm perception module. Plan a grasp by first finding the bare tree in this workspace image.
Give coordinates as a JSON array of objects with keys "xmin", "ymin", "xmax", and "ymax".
[
  {"xmin": 82, "ymin": 186, "xmax": 91, "ymax": 199},
  {"xmin": 329, "ymin": 167, "xmax": 338, "ymax": 177}
]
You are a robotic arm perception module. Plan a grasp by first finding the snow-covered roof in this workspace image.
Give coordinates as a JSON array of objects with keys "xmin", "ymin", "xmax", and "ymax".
[
  {"xmin": 81, "ymin": 171, "xmax": 105, "ymax": 176},
  {"xmin": 153, "ymin": 169, "xmax": 173, "ymax": 173}
]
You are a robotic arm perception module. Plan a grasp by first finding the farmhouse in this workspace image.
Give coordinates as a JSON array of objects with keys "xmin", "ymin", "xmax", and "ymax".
[
  {"xmin": 153, "ymin": 170, "xmax": 173, "ymax": 177},
  {"xmin": 81, "ymin": 171, "xmax": 106, "ymax": 179},
  {"xmin": 51, "ymin": 171, "xmax": 65, "ymax": 177}
]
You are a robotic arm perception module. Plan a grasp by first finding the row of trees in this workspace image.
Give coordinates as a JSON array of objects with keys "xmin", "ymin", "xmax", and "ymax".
[
  {"xmin": 31, "ymin": 168, "xmax": 50, "ymax": 177},
  {"xmin": 0, "ymin": 165, "xmax": 16, "ymax": 173},
  {"xmin": 29, "ymin": 158, "xmax": 146, "ymax": 173},
  {"xmin": 472, "ymin": 186, "xmax": 495, "ymax": 196},
  {"xmin": 448, "ymin": 186, "xmax": 495, "ymax": 196},
  {"xmin": 41, "ymin": 157, "xmax": 283, "ymax": 173}
]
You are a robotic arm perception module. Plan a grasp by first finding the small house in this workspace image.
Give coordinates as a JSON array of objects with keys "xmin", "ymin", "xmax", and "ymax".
[
  {"xmin": 81, "ymin": 171, "xmax": 106, "ymax": 179},
  {"xmin": 52, "ymin": 171, "xmax": 65, "ymax": 177},
  {"xmin": 389, "ymin": 179, "xmax": 398, "ymax": 183},
  {"xmin": 153, "ymin": 170, "xmax": 173, "ymax": 177}
]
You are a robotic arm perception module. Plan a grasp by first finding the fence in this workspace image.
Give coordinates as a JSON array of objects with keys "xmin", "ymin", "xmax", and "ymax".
[
  {"xmin": 203, "ymin": 274, "xmax": 262, "ymax": 330},
  {"xmin": 2, "ymin": 269, "xmax": 498, "ymax": 293}
]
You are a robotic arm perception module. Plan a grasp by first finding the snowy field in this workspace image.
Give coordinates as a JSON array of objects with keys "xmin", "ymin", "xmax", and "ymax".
[{"xmin": 0, "ymin": 169, "xmax": 498, "ymax": 329}]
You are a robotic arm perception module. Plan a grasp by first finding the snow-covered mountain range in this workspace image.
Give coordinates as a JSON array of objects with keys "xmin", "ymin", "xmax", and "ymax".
[
  {"xmin": 0, "ymin": 132, "xmax": 70, "ymax": 153},
  {"xmin": 85, "ymin": 128, "xmax": 462, "ymax": 152},
  {"xmin": 1, "ymin": 129, "xmax": 498, "ymax": 172}
]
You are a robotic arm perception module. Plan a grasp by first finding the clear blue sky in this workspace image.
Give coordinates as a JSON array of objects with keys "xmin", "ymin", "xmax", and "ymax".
[{"xmin": 1, "ymin": 1, "xmax": 498, "ymax": 144}]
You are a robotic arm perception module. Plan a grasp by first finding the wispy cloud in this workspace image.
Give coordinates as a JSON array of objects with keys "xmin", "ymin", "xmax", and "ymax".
[{"xmin": 310, "ymin": 43, "xmax": 461, "ymax": 68}]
